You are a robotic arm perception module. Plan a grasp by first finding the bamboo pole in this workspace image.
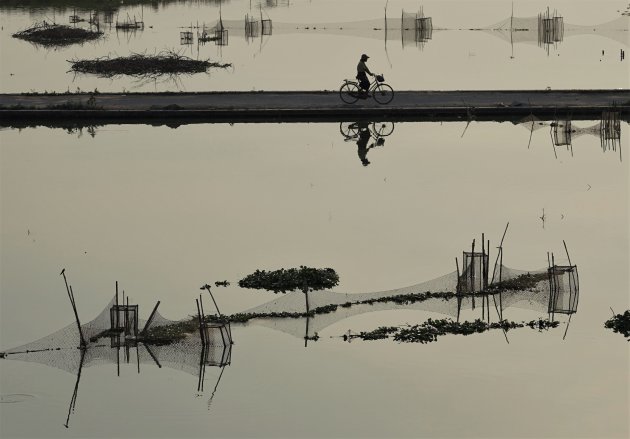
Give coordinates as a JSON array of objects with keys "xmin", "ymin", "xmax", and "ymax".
[
  {"xmin": 60, "ymin": 269, "xmax": 86, "ymax": 347},
  {"xmin": 141, "ymin": 301, "xmax": 161, "ymax": 335}
]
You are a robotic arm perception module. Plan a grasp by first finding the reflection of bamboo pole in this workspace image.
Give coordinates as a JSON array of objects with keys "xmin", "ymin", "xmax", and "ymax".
[
  {"xmin": 64, "ymin": 348, "xmax": 85, "ymax": 428},
  {"xmin": 196, "ymin": 299, "xmax": 205, "ymax": 344},
  {"xmin": 471, "ymin": 239, "xmax": 476, "ymax": 308},
  {"xmin": 551, "ymin": 253, "xmax": 556, "ymax": 321},
  {"xmin": 455, "ymin": 257, "xmax": 461, "ymax": 294},
  {"xmin": 143, "ymin": 343, "xmax": 162, "ymax": 368}
]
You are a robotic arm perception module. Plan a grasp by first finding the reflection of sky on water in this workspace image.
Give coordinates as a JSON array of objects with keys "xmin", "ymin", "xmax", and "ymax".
[
  {"xmin": 0, "ymin": 0, "xmax": 627, "ymax": 92},
  {"xmin": 0, "ymin": 119, "xmax": 628, "ymax": 437}
]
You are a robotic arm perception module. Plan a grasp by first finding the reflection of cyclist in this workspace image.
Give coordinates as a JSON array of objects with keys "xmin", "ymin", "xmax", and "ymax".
[
  {"xmin": 356, "ymin": 54, "xmax": 374, "ymax": 95},
  {"xmin": 356, "ymin": 122, "xmax": 372, "ymax": 166}
]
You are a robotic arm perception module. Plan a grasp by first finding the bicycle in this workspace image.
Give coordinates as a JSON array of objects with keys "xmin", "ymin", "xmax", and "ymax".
[{"xmin": 339, "ymin": 74, "xmax": 394, "ymax": 105}]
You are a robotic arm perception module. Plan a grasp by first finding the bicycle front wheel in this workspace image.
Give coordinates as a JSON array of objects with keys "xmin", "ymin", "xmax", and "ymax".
[
  {"xmin": 339, "ymin": 82, "xmax": 360, "ymax": 104},
  {"xmin": 371, "ymin": 121, "xmax": 395, "ymax": 137},
  {"xmin": 373, "ymin": 83, "xmax": 394, "ymax": 104}
]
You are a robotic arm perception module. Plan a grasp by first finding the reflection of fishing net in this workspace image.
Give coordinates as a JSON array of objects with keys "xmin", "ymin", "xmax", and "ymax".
[
  {"xmin": 3, "ymin": 336, "xmax": 231, "ymax": 379},
  {"xmin": 401, "ymin": 10, "xmax": 433, "ymax": 47},
  {"xmin": 484, "ymin": 15, "xmax": 628, "ymax": 47},
  {"xmin": 2, "ymin": 295, "xmax": 178, "ymax": 356},
  {"xmin": 180, "ymin": 31, "xmax": 193, "ymax": 45},
  {"xmin": 245, "ymin": 14, "xmax": 259, "ymax": 39},
  {"xmin": 552, "ymin": 120, "xmax": 572, "ymax": 146},
  {"xmin": 517, "ymin": 114, "xmax": 549, "ymax": 131},
  {"xmin": 548, "ymin": 265, "xmax": 579, "ymax": 315}
]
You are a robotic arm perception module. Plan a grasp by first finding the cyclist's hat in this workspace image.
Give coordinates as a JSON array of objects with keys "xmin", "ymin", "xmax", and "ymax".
[{"xmin": 361, "ymin": 54, "xmax": 369, "ymax": 60}]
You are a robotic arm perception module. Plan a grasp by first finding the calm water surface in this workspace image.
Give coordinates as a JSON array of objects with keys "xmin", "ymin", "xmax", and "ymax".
[
  {"xmin": 1, "ymin": 1, "xmax": 629, "ymax": 437},
  {"xmin": 0, "ymin": 0, "xmax": 628, "ymax": 92},
  {"xmin": 0, "ymin": 120, "xmax": 628, "ymax": 437}
]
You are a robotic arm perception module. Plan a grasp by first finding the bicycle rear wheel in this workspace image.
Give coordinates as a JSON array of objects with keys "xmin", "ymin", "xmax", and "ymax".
[
  {"xmin": 373, "ymin": 83, "xmax": 394, "ymax": 104},
  {"xmin": 339, "ymin": 82, "xmax": 360, "ymax": 104},
  {"xmin": 340, "ymin": 122, "xmax": 360, "ymax": 138}
]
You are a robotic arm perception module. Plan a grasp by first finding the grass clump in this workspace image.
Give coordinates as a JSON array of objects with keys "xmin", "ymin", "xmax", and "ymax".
[
  {"xmin": 604, "ymin": 310, "xmax": 630, "ymax": 340},
  {"xmin": 69, "ymin": 51, "xmax": 231, "ymax": 78},
  {"xmin": 13, "ymin": 22, "xmax": 102, "ymax": 46}
]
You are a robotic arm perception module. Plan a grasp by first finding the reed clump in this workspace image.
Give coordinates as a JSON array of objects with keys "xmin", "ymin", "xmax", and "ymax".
[
  {"xmin": 13, "ymin": 22, "xmax": 102, "ymax": 46},
  {"xmin": 69, "ymin": 51, "xmax": 231, "ymax": 78}
]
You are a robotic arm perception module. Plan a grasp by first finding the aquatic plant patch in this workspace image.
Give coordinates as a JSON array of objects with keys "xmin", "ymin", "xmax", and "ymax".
[
  {"xmin": 346, "ymin": 318, "xmax": 559, "ymax": 343},
  {"xmin": 239, "ymin": 267, "xmax": 339, "ymax": 294},
  {"xmin": 69, "ymin": 52, "xmax": 231, "ymax": 78},
  {"xmin": 13, "ymin": 22, "xmax": 102, "ymax": 46},
  {"xmin": 604, "ymin": 310, "xmax": 630, "ymax": 340}
]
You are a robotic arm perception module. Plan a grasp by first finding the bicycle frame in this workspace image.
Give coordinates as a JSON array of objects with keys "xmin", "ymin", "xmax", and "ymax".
[{"xmin": 339, "ymin": 74, "xmax": 394, "ymax": 105}]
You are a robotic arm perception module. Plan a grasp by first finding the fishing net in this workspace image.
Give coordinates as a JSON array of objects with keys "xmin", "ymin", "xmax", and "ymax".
[{"xmin": 458, "ymin": 252, "xmax": 489, "ymax": 293}]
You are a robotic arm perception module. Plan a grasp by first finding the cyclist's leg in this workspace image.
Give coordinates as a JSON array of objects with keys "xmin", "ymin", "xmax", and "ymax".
[{"xmin": 357, "ymin": 72, "xmax": 370, "ymax": 94}]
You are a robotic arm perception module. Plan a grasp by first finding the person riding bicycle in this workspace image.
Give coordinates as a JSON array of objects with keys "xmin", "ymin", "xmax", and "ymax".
[{"xmin": 356, "ymin": 54, "xmax": 374, "ymax": 96}]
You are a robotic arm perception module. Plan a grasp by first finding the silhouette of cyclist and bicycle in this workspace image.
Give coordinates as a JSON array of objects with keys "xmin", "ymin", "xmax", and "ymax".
[
  {"xmin": 339, "ymin": 54, "xmax": 394, "ymax": 104},
  {"xmin": 340, "ymin": 121, "xmax": 395, "ymax": 166},
  {"xmin": 337, "ymin": 54, "xmax": 395, "ymax": 165}
]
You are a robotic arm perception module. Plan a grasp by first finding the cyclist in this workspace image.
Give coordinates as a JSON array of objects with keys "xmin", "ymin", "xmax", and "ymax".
[
  {"xmin": 356, "ymin": 122, "xmax": 373, "ymax": 166},
  {"xmin": 356, "ymin": 54, "xmax": 374, "ymax": 97}
]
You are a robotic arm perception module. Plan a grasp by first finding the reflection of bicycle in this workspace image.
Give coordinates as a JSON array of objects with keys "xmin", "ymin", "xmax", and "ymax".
[
  {"xmin": 339, "ymin": 121, "xmax": 395, "ymax": 141},
  {"xmin": 339, "ymin": 74, "xmax": 394, "ymax": 105}
]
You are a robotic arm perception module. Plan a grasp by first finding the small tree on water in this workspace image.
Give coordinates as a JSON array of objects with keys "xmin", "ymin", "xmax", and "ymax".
[{"xmin": 238, "ymin": 266, "xmax": 339, "ymax": 314}]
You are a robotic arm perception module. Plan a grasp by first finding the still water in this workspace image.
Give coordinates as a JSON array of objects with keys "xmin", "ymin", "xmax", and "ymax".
[
  {"xmin": 1, "ymin": 0, "xmax": 629, "ymax": 437},
  {"xmin": 0, "ymin": 0, "xmax": 628, "ymax": 92},
  {"xmin": 1, "ymin": 119, "xmax": 628, "ymax": 437}
]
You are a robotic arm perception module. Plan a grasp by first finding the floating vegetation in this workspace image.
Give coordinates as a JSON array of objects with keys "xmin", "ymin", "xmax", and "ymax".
[
  {"xmin": 141, "ymin": 318, "xmax": 198, "ymax": 345},
  {"xmin": 346, "ymin": 318, "xmax": 560, "ymax": 343},
  {"xmin": 12, "ymin": 22, "xmax": 103, "ymax": 46},
  {"xmin": 69, "ymin": 51, "xmax": 231, "ymax": 78},
  {"xmin": 604, "ymin": 310, "xmax": 630, "ymax": 340}
]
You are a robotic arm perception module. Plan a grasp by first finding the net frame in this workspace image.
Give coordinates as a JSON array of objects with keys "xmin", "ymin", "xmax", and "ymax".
[
  {"xmin": 547, "ymin": 265, "xmax": 579, "ymax": 315},
  {"xmin": 110, "ymin": 304, "xmax": 139, "ymax": 336},
  {"xmin": 552, "ymin": 120, "xmax": 572, "ymax": 146},
  {"xmin": 458, "ymin": 251, "xmax": 489, "ymax": 294}
]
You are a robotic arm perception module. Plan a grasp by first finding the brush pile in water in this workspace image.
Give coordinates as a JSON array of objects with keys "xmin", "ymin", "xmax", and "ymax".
[
  {"xmin": 69, "ymin": 51, "xmax": 231, "ymax": 78},
  {"xmin": 13, "ymin": 22, "xmax": 102, "ymax": 46}
]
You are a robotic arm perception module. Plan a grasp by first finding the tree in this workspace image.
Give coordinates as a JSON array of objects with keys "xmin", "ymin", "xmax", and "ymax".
[{"xmin": 238, "ymin": 266, "xmax": 339, "ymax": 314}]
